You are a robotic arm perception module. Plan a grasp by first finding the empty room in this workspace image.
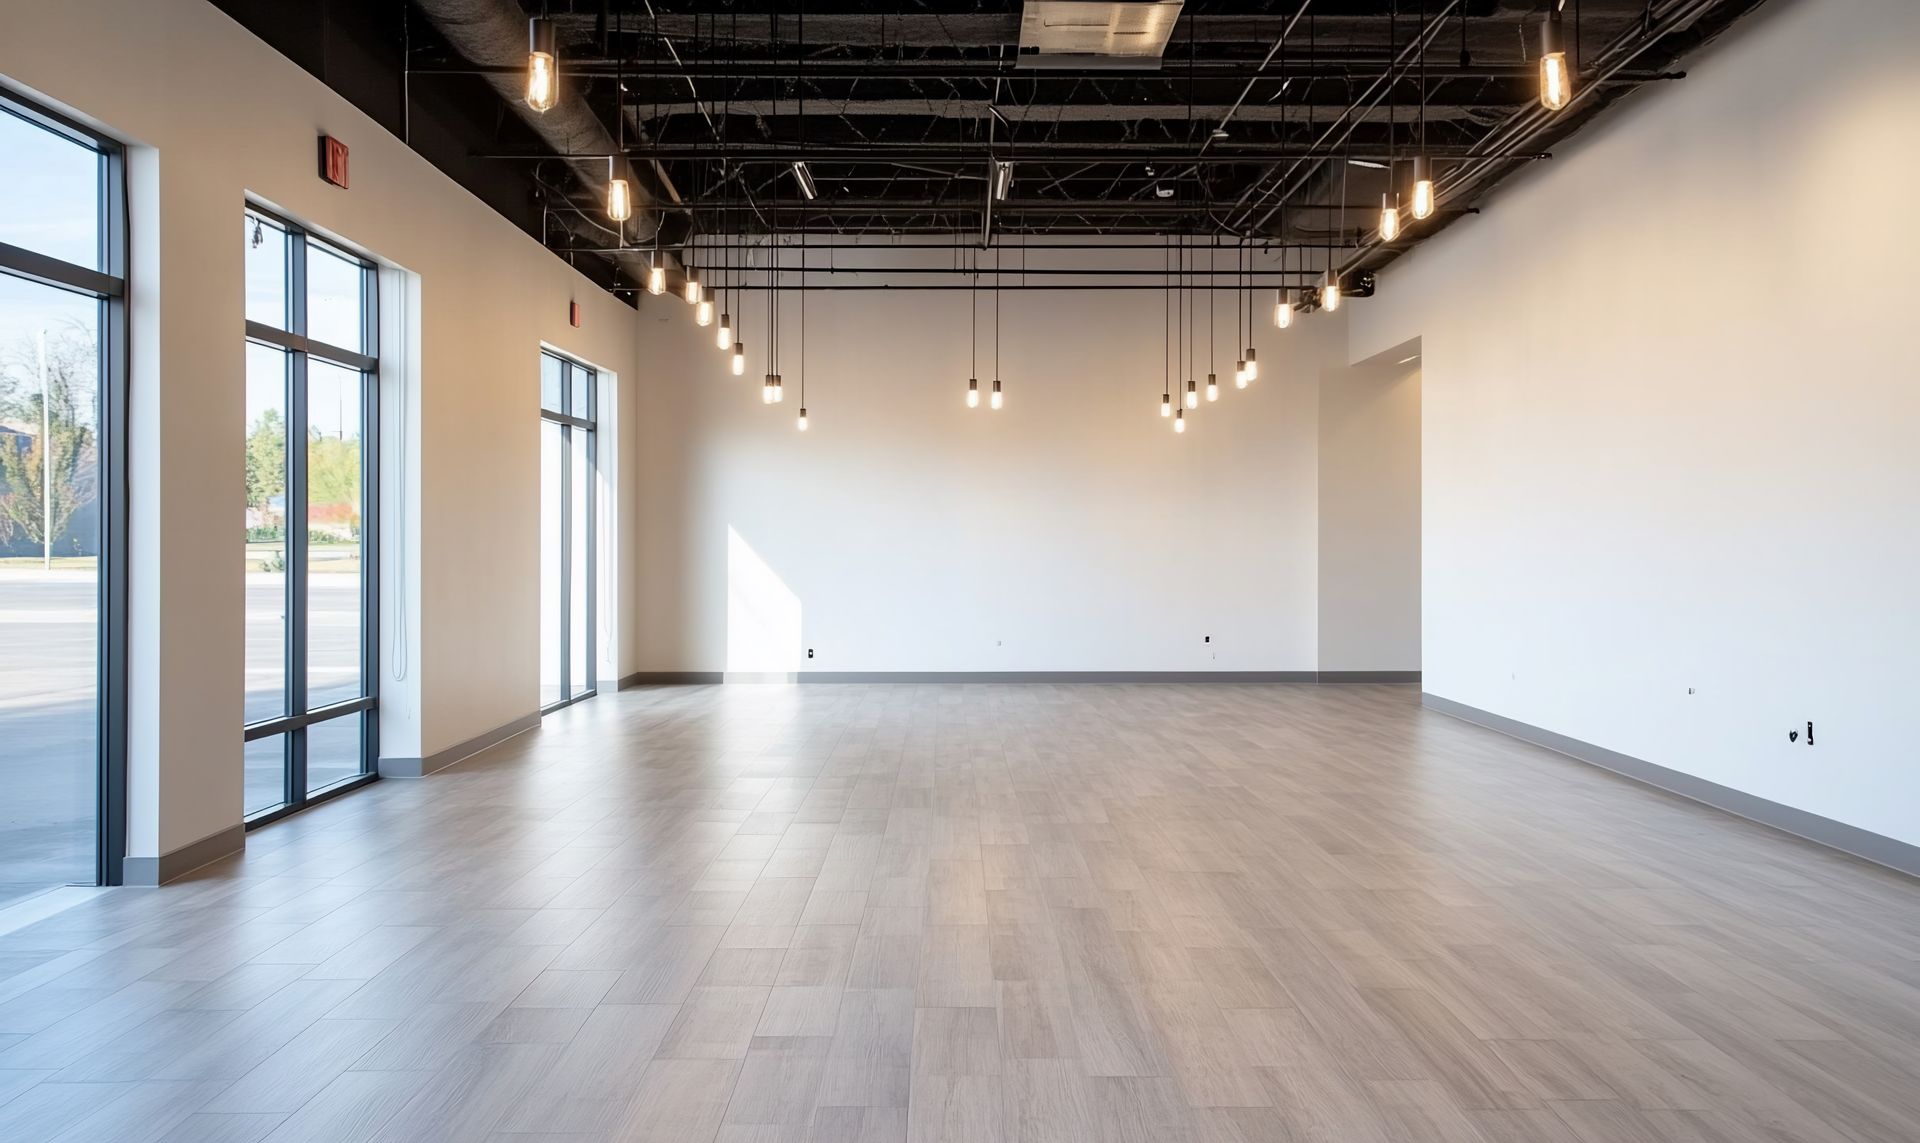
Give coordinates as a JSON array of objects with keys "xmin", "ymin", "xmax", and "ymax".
[{"xmin": 0, "ymin": 0, "xmax": 1916, "ymax": 1140}]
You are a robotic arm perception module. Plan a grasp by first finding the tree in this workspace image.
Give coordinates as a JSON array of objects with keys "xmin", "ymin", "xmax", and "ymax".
[
  {"xmin": 0, "ymin": 327, "xmax": 98, "ymax": 554},
  {"xmin": 245, "ymin": 407, "xmax": 287, "ymax": 535}
]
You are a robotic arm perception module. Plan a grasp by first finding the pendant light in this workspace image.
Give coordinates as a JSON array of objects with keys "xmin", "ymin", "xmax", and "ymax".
[
  {"xmin": 1186, "ymin": 376, "xmax": 1198, "ymax": 409},
  {"xmin": 683, "ymin": 268, "xmax": 702, "ymax": 306},
  {"xmin": 1207, "ymin": 244, "xmax": 1219, "ymax": 402},
  {"xmin": 732, "ymin": 341, "xmax": 746, "ymax": 375},
  {"xmin": 967, "ymin": 257, "xmax": 980, "ymax": 407},
  {"xmin": 647, "ymin": 261, "xmax": 666, "ymax": 296},
  {"xmin": 1275, "ymin": 289, "xmax": 1293, "ymax": 330},
  {"xmin": 1378, "ymin": 2, "xmax": 1400, "ymax": 243},
  {"xmin": 796, "ymin": 214, "xmax": 808, "ymax": 428},
  {"xmin": 526, "ymin": 15, "xmax": 558, "ymax": 112},
  {"xmin": 606, "ymin": 164, "xmax": 632, "ymax": 224},
  {"xmin": 717, "ymin": 310, "xmax": 732, "ymax": 350},
  {"xmin": 1539, "ymin": 7, "xmax": 1571, "ymax": 111},
  {"xmin": 696, "ymin": 296, "xmax": 713, "ymax": 326},
  {"xmin": 1411, "ymin": 5, "xmax": 1435, "ymax": 220},
  {"xmin": 989, "ymin": 252, "xmax": 1003, "ymax": 410},
  {"xmin": 1411, "ymin": 156, "xmax": 1435, "ymax": 221},
  {"xmin": 1321, "ymin": 268, "xmax": 1342, "ymax": 312},
  {"xmin": 1242, "ymin": 243, "xmax": 1257, "ymax": 380},
  {"xmin": 1175, "ymin": 407, "xmax": 1186, "ymax": 433},
  {"xmin": 1161, "ymin": 240, "xmax": 1173, "ymax": 419},
  {"xmin": 1232, "ymin": 243, "xmax": 1247, "ymax": 386}
]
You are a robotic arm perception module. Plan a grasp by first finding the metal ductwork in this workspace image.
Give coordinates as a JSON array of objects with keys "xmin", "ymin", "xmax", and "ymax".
[{"xmin": 410, "ymin": 0, "xmax": 667, "ymax": 284}]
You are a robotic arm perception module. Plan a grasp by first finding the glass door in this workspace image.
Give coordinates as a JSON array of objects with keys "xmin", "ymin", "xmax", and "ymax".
[
  {"xmin": 539, "ymin": 352, "xmax": 595, "ymax": 712},
  {"xmin": 242, "ymin": 207, "xmax": 378, "ymax": 824}
]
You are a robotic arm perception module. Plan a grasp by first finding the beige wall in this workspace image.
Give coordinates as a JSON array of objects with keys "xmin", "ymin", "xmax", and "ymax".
[
  {"xmin": 1, "ymin": 0, "xmax": 640, "ymax": 858},
  {"xmin": 1351, "ymin": 0, "xmax": 1920, "ymax": 846},
  {"xmin": 1319, "ymin": 351, "xmax": 1420, "ymax": 673}
]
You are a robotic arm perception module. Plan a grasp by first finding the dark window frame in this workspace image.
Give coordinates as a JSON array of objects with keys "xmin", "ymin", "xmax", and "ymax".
[
  {"xmin": 0, "ymin": 91, "xmax": 129, "ymax": 887},
  {"xmin": 242, "ymin": 204, "xmax": 380, "ymax": 827},
  {"xmin": 540, "ymin": 350, "xmax": 596, "ymax": 714}
]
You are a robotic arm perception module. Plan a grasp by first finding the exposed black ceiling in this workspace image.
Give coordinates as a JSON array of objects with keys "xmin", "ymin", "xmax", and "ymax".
[{"xmin": 221, "ymin": 1, "xmax": 1776, "ymax": 301}]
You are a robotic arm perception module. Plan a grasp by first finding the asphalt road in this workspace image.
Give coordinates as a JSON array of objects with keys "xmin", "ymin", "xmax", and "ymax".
[{"xmin": 1, "ymin": 570, "xmax": 368, "ymax": 908}]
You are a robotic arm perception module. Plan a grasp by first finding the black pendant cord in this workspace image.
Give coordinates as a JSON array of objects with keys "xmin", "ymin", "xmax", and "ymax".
[
  {"xmin": 1162, "ymin": 239, "xmax": 1170, "ymax": 402},
  {"xmin": 970, "ymin": 247, "xmax": 978, "ymax": 379},
  {"xmin": 1209, "ymin": 241, "xmax": 1216, "ymax": 377},
  {"xmin": 993, "ymin": 249, "xmax": 1001, "ymax": 384}
]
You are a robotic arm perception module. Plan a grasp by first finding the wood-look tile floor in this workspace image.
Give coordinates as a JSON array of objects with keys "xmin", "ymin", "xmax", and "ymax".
[{"xmin": 2, "ymin": 683, "xmax": 1918, "ymax": 1143}]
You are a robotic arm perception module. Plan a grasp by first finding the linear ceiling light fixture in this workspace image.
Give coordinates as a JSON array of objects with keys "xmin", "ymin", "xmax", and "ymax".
[{"xmin": 791, "ymin": 161, "xmax": 819, "ymax": 201}]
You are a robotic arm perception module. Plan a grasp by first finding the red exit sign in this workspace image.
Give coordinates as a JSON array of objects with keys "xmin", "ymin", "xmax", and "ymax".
[{"xmin": 318, "ymin": 135, "xmax": 349, "ymax": 188}]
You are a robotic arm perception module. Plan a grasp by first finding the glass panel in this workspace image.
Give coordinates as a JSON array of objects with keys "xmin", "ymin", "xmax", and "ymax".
[
  {"xmin": 244, "ymin": 213, "xmax": 289, "ymax": 329},
  {"xmin": 244, "ymin": 735, "xmax": 286, "ymax": 818},
  {"xmin": 244, "ymin": 343, "xmax": 289, "ymax": 725},
  {"xmin": 0, "ymin": 107, "xmax": 101, "ymax": 270},
  {"xmin": 540, "ymin": 354, "xmax": 563, "ymax": 413},
  {"xmin": 569, "ymin": 428, "xmax": 590, "ymax": 698},
  {"xmin": 0, "ymin": 275, "xmax": 100, "ymax": 908},
  {"xmin": 568, "ymin": 364, "xmax": 591, "ymax": 421},
  {"xmin": 540, "ymin": 420, "xmax": 564, "ymax": 708},
  {"xmin": 305, "ymin": 712, "xmax": 362, "ymax": 795},
  {"xmin": 306, "ymin": 360, "xmax": 364, "ymax": 709},
  {"xmin": 305, "ymin": 243, "xmax": 364, "ymax": 354}
]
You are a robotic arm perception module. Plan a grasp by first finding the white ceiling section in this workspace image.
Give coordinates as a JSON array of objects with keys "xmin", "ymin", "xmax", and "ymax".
[{"xmin": 1016, "ymin": 0, "xmax": 1185, "ymax": 70}]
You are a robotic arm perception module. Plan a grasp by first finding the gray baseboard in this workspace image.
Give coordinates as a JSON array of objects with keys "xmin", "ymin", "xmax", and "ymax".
[
  {"xmin": 380, "ymin": 710, "xmax": 541, "ymax": 778},
  {"xmin": 1318, "ymin": 670, "xmax": 1423, "ymax": 684},
  {"xmin": 616, "ymin": 670, "xmax": 1421, "ymax": 685},
  {"xmin": 1422, "ymin": 692, "xmax": 1920, "ymax": 880},
  {"xmin": 123, "ymin": 822, "xmax": 246, "ymax": 886},
  {"xmin": 618, "ymin": 672, "xmax": 724, "ymax": 688}
]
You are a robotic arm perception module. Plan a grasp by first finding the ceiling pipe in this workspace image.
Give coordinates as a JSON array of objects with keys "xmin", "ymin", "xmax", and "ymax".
[
  {"xmin": 409, "ymin": 0, "xmax": 672, "ymax": 281},
  {"xmin": 1330, "ymin": 0, "xmax": 1728, "ymax": 291}
]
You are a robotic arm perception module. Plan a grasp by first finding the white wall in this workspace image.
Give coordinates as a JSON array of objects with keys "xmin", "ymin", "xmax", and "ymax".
[
  {"xmin": 1351, "ymin": 0, "xmax": 1920, "ymax": 847},
  {"xmin": 1319, "ymin": 350, "xmax": 1420, "ymax": 672},
  {"xmin": 1, "ymin": 0, "xmax": 639, "ymax": 858},
  {"xmin": 633, "ymin": 251, "xmax": 1348, "ymax": 674}
]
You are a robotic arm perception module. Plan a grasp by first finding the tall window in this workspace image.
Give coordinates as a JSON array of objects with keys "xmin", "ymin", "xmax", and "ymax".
[
  {"xmin": 540, "ymin": 352, "xmax": 595, "ymax": 711},
  {"xmin": 243, "ymin": 208, "xmax": 377, "ymax": 823},
  {"xmin": 0, "ymin": 92, "xmax": 127, "ymax": 901}
]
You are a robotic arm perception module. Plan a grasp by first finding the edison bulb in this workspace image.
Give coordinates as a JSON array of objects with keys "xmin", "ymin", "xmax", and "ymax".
[
  {"xmin": 1243, "ymin": 349, "xmax": 1258, "ymax": 382},
  {"xmin": 989, "ymin": 379, "xmax": 1003, "ymax": 410},
  {"xmin": 1274, "ymin": 294, "xmax": 1293, "ymax": 330},
  {"xmin": 1174, "ymin": 409, "xmax": 1186, "ymax": 433},
  {"xmin": 683, "ymin": 277, "xmax": 701, "ymax": 306},
  {"xmin": 695, "ymin": 299, "xmax": 713, "ymax": 327},
  {"xmin": 797, "ymin": 408, "xmax": 808, "ymax": 432},
  {"xmin": 731, "ymin": 344, "xmax": 746, "ymax": 375},
  {"xmin": 967, "ymin": 378, "xmax": 980, "ymax": 408},
  {"xmin": 1160, "ymin": 393, "xmax": 1172, "ymax": 418},
  {"xmin": 1380, "ymin": 198, "xmax": 1401, "ymax": 242},
  {"xmin": 1541, "ymin": 52, "xmax": 1570, "ymax": 111},
  {"xmin": 762, "ymin": 375, "xmax": 775, "ymax": 404},
  {"xmin": 607, "ymin": 178, "xmax": 632, "ymax": 223},
  {"xmin": 647, "ymin": 265, "xmax": 666, "ymax": 295},
  {"xmin": 773, "ymin": 375, "xmax": 784, "ymax": 403},
  {"xmin": 1321, "ymin": 274, "xmax": 1342, "ymax": 313},
  {"xmin": 527, "ymin": 53, "xmax": 556, "ymax": 112},
  {"xmin": 1185, "ymin": 380, "xmax": 1198, "ymax": 409},
  {"xmin": 1411, "ymin": 178, "xmax": 1435, "ymax": 220},
  {"xmin": 1235, "ymin": 361, "xmax": 1248, "ymax": 389},
  {"xmin": 1206, "ymin": 374, "xmax": 1219, "ymax": 402},
  {"xmin": 717, "ymin": 315, "xmax": 732, "ymax": 349}
]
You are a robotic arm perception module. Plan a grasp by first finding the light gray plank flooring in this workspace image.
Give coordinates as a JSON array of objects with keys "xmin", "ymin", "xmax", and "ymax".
[{"xmin": 1, "ymin": 683, "xmax": 1918, "ymax": 1142}]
